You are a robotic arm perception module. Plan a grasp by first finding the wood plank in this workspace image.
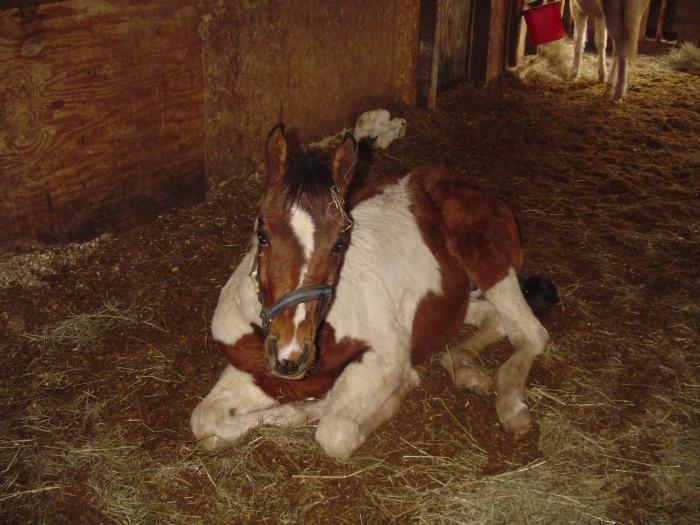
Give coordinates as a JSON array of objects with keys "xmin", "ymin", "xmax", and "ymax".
[
  {"xmin": 393, "ymin": 0, "xmax": 421, "ymax": 106},
  {"xmin": 485, "ymin": 0, "xmax": 507, "ymax": 83},
  {"xmin": 437, "ymin": 0, "xmax": 471, "ymax": 89},
  {"xmin": 0, "ymin": 0, "xmax": 204, "ymax": 248}
]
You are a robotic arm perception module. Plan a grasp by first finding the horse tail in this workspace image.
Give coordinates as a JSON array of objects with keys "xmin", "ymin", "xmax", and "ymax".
[{"xmin": 518, "ymin": 274, "xmax": 560, "ymax": 319}]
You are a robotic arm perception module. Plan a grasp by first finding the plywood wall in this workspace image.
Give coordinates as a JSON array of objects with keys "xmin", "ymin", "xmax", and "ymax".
[
  {"xmin": 200, "ymin": 0, "xmax": 420, "ymax": 182},
  {"xmin": 1, "ymin": 0, "xmax": 420, "ymax": 249},
  {"xmin": 437, "ymin": 0, "xmax": 471, "ymax": 88},
  {"xmin": 0, "ymin": 0, "xmax": 205, "ymax": 250}
]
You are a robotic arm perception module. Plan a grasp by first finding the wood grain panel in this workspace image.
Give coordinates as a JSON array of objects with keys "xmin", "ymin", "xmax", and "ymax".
[
  {"xmin": 437, "ymin": 0, "xmax": 471, "ymax": 89},
  {"xmin": 0, "ymin": 0, "xmax": 204, "ymax": 249},
  {"xmin": 201, "ymin": 0, "xmax": 420, "ymax": 183}
]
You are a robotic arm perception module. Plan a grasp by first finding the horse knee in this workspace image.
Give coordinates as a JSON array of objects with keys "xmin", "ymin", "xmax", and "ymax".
[
  {"xmin": 315, "ymin": 415, "xmax": 365, "ymax": 460},
  {"xmin": 190, "ymin": 399, "xmax": 231, "ymax": 450}
]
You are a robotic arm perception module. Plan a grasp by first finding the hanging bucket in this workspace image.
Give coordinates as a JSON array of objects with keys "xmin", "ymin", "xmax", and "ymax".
[{"xmin": 522, "ymin": 1, "xmax": 566, "ymax": 46}]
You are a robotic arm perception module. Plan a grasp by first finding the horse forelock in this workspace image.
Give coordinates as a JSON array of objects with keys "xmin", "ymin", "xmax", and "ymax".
[{"xmin": 283, "ymin": 151, "xmax": 336, "ymax": 209}]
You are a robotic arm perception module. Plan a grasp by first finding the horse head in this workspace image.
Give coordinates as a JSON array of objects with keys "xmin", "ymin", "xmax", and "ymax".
[{"xmin": 253, "ymin": 124, "xmax": 356, "ymax": 380}]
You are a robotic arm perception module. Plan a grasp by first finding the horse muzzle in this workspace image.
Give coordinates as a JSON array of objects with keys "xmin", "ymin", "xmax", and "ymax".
[
  {"xmin": 264, "ymin": 336, "xmax": 315, "ymax": 380},
  {"xmin": 259, "ymin": 284, "xmax": 333, "ymax": 380}
]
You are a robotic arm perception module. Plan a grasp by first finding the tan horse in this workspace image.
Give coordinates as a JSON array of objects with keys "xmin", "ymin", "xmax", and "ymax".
[
  {"xmin": 569, "ymin": 0, "xmax": 650, "ymax": 101},
  {"xmin": 191, "ymin": 126, "xmax": 558, "ymax": 459}
]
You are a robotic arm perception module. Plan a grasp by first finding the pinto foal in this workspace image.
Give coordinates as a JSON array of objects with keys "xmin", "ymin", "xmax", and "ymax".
[
  {"xmin": 191, "ymin": 126, "xmax": 556, "ymax": 459},
  {"xmin": 569, "ymin": 0, "xmax": 650, "ymax": 101}
]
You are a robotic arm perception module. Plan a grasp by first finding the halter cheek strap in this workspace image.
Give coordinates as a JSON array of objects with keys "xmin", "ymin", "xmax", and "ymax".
[{"xmin": 250, "ymin": 246, "xmax": 334, "ymax": 334}]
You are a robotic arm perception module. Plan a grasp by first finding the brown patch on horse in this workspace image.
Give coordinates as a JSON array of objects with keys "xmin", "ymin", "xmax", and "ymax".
[
  {"xmin": 412, "ymin": 166, "xmax": 522, "ymax": 291},
  {"xmin": 218, "ymin": 325, "xmax": 368, "ymax": 403},
  {"xmin": 408, "ymin": 173, "xmax": 471, "ymax": 363}
]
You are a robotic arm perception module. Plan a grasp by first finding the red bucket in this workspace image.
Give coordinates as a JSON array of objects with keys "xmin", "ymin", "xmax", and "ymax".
[{"xmin": 522, "ymin": 1, "xmax": 566, "ymax": 45}]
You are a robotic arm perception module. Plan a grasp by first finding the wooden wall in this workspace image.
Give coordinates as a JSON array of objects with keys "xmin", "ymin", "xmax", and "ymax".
[
  {"xmin": 0, "ymin": 0, "xmax": 205, "ymax": 250},
  {"xmin": 200, "ymin": 0, "xmax": 419, "ymax": 183},
  {"xmin": 0, "ymin": 0, "xmax": 420, "ymax": 249},
  {"xmin": 437, "ymin": 0, "xmax": 471, "ymax": 89}
]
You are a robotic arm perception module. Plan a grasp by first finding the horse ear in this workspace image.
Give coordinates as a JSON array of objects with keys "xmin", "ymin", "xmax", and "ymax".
[
  {"xmin": 331, "ymin": 133, "xmax": 357, "ymax": 195},
  {"xmin": 265, "ymin": 123, "xmax": 288, "ymax": 187}
]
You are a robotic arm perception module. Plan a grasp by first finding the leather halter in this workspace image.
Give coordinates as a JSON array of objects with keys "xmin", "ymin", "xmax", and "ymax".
[{"xmin": 250, "ymin": 245, "xmax": 333, "ymax": 335}]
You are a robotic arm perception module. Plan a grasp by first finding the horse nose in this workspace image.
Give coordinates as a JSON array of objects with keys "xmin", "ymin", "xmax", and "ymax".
[{"xmin": 276, "ymin": 358, "xmax": 300, "ymax": 376}]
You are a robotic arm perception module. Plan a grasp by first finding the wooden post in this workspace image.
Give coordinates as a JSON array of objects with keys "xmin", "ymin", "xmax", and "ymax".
[{"xmin": 427, "ymin": 0, "xmax": 442, "ymax": 110}]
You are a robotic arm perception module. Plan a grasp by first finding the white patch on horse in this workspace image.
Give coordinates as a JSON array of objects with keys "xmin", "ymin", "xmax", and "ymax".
[
  {"xmin": 314, "ymin": 175, "xmax": 441, "ymax": 458},
  {"xmin": 327, "ymin": 175, "xmax": 442, "ymax": 350},
  {"xmin": 277, "ymin": 206, "xmax": 315, "ymax": 360},
  {"xmin": 191, "ymin": 363, "xmax": 326, "ymax": 450},
  {"xmin": 290, "ymin": 206, "xmax": 315, "ymax": 262},
  {"xmin": 211, "ymin": 238, "xmax": 262, "ymax": 344}
]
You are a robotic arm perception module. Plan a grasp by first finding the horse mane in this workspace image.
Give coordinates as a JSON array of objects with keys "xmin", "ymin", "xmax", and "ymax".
[{"xmin": 283, "ymin": 151, "xmax": 336, "ymax": 208}]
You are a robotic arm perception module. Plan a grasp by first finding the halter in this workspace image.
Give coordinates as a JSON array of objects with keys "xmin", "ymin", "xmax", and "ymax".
[{"xmin": 250, "ymin": 246, "xmax": 334, "ymax": 335}]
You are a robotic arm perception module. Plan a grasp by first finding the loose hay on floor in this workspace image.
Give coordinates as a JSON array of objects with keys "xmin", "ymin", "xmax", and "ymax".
[{"xmin": 1, "ymin": 39, "xmax": 698, "ymax": 524}]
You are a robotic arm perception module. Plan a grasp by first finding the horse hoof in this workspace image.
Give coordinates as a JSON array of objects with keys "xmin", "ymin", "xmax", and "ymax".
[
  {"xmin": 454, "ymin": 366, "xmax": 493, "ymax": 395},
  {"xmin": 315, "ymin": 416, "xmax": 365, "ymax": 460},
  {"xmin": 194, "ymin": 433, "xmax": 229, "ymax": 452},
  {"xmin": 496, "ymin": 397, "xmax": 532, "ymax": 440}
]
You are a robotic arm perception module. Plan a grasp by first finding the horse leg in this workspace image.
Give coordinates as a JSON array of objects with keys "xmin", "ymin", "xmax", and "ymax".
[
  {"xmin": 594, "ymin": 17, "xmax": 608, "ymax": 82},
  {"xmin": 568, "ymin": 2, "xmax": 588, "ymax": 81},
  {"xmin": 440, "ymin": 298, "xmax": 504, "ymax": 394},
  {"xmin": 358, "ymin": 374, "xmax": 418, "ymax": 437},
  {"xmin": 611, "ymin": 42, "xmax": 627, "ymax": 101},
  {"xmin": 191, "ymin": 364, "xmax": 325, "ymax": 450},
  {"xmin": 483, "ymin": 269, "xmax": 549, "ymax": 439},
  {"xmin": 315, "ymin": 345, "xmax": 418, "ymax": 459}
]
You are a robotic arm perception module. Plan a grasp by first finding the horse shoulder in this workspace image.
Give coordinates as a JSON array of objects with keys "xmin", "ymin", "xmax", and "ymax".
[{"xmin": 329, "ymin": 175, "xmax": 443, "ymax": 352}]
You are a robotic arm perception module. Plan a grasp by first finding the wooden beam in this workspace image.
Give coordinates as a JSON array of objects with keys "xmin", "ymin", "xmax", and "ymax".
[
  {"xmin": 0, "ymin": 1, "xmax": 65, "ymax": 10},
  {"xmin": 427, "ymin": 0, "xmax": 442, "ymax": 110}
]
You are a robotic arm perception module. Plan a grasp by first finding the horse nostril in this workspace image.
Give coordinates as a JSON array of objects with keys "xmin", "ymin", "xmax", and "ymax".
[{"xmin": 277, "ymin": 358, "xmax": 299, "ymax": 376}]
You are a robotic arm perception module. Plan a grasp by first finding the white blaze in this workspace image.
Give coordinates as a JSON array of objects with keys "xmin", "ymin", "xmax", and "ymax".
[{"xmin": 278, "ymin": 206, "xmax": 315, "ymax": 360}]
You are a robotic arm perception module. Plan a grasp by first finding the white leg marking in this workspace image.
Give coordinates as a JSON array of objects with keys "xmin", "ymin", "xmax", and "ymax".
[
  {"xmin": 485, "ymin": 269, "xmax": 549, "ymax": 438},
  {"xmin": 315, "ymin": 340, "xmax": 417, "ymax": 459},
  {"xmin": 594, "ymin": 17, "xmax": 608, "ymax": 83},
  {"xmin": 191, "ymin": 365, "xmax": 277, "ymax": 450}
]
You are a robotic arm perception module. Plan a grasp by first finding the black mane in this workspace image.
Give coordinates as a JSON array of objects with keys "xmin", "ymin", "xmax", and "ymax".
[{"xmin": 283, "ymin": 151, "xmax": 336, "ymax": 207}]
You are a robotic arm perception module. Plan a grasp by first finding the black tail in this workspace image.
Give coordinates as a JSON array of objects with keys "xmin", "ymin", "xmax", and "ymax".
[{"xmin": 518, "ymin": 274, "xmax": 560, "ymax": 319}]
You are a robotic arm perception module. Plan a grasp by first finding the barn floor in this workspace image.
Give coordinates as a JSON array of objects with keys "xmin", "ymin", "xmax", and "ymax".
[{"xmin": 1, "ymin": 41, "xmax": 698, "ymax": 524}]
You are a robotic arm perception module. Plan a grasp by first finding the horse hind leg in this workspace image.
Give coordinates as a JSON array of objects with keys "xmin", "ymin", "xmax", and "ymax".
[
  {"xmin": 484, "ymin": 269, "xmax": 549, "ymax": 439},
  {"xmin": 594, "ymin": 17, "xmax": 608, "ymax": 83},
  {"xmin": 568, "ymin": 2, "xmax": 588, "ymax": 81},
  {"xmin": 440, "ymin": 297, "xmax": 504, "ymax": 394}
]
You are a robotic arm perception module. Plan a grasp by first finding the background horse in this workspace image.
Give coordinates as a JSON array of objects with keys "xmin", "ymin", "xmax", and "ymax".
[
  {"xmin": 569, "ymin": 0, "xmax": 650, "ymax": 101},
  {"xmin": 191, "ymin": 125, "xmax": 558, "ymax": 459}
]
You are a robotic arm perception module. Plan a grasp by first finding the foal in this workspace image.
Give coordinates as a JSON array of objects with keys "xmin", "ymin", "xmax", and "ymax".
[
  {"xmin": 568, "ymin": 0, "xmax": 650, "ymax": 101},
  {"xmin": 191, "ymin": 126, "xmax": 557, "ymax": 459}
]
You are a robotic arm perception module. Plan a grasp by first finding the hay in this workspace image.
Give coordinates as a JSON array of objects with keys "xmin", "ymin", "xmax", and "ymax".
[
  {"xmin": 23, "ymin": 300, "xmax": 147, "ymax": 349},
  {"xmin": 514, "ymin": 39, "xmax": 581, "ymax": 82},
  {"xmin": 1, "ymin": 41, "xmax": 699, "ymax": 524},
  {"xmin": 667, "ymin": 43, "xmax": 700, "ymax": 75},
  {"xmin": 0, "ymin": 234, "xmax": 110, "ymax": 289}
]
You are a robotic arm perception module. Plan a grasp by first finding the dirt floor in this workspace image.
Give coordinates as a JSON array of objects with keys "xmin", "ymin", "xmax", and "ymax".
[{"xmin": 1, "ymin": 40, "xmax": 698, "ymax": 524}]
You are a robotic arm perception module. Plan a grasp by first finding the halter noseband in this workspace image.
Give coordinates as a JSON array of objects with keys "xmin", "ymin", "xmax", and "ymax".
[{"xmin": 250, "ymin": 247, "xmax": 334, "ymax": 335}]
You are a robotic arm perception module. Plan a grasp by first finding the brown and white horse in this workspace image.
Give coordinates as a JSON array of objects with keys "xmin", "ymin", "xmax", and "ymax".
[
  {"xmin": 191, "ymin": 125, "xmax": 558, "ymax": 459},
  {"xmin": 568, "ymin": 0, "xmax": 650, "ymax": 101}
]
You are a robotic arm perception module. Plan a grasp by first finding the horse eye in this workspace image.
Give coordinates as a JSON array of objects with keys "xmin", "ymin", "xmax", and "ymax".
[
  {"xmin": 332, "ymin": 239, "xmax": 347, "ymax": 253},
  {"xmin": 257, "ymin": 231, "xmax": 269, "ymax": 246}
]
